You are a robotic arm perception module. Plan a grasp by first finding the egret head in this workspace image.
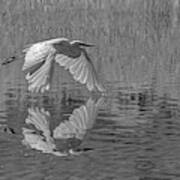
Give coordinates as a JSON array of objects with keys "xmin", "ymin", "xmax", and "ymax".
[{"xmin": 71, "ymin": 40, "xmax": 94, "ymax": 47}]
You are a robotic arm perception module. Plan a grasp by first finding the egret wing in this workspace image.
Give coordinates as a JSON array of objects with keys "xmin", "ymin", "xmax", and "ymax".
[
  {"xmin": 22, "ymin": 38, "xmax": 67, "ymax": 71},
  {"xmin": 24, "ymin": 45, "xmax": 55, "ymax": 93},
  {"xmin": 22, "ymin": 42, "xmax": 54, "ymax": 71},
  {"xmin": 55, "ymin": 52, "xmax": 105, "ymax": 92},
  {"xmin": 22, "ymin": 38, "xmax": 68, "ymax": 93},
  {"xmin": 25, "ymin": 51, "xmax": 55, "ymax": 93}
]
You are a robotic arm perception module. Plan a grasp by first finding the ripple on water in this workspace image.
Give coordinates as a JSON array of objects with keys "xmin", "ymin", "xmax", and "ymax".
[{"xmin": 0, "ymin": 84, "xmax": 180, "ymax": 179}]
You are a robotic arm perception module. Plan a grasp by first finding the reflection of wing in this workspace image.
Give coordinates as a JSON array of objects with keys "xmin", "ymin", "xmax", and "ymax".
[
  {"xmin": 55, "ymin": 51, "xmax": 105, "ymax": 92},
  {"xmin": 25, "ymin": 107, "xmax": 51, "ymax": 140},
  {"xmin": 22, "ymin": 127, "xmax": 56, "ymax": 153},
  {"xmin": 53, "ymin": 97, "xmax": 104, "ymax": 140},
  {"xmin": 22, "ymin": 107, "xmax": 67, "ymax": 156}
]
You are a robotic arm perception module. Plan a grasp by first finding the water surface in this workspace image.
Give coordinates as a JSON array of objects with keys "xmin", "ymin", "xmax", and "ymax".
[{"xmin": 0, "ymin": 78, "xmax": 180, "ymax": 180}]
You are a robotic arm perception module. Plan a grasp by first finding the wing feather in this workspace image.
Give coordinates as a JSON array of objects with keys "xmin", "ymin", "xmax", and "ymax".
[
  {"xmin": 73, "ymin": 60, "xmax": 84, "ymax": 78},
  {"xmin": 25, "ymin": 52, "xmax": 54, "ymax": 93},
  {"xmin": 22, "ymin": 39, "xmax": 60, "ymax": 93},
  {"xmin": 86, "ymin": 70, "xmax": 94, "ymax": 91},
  {"xmin": 22, "ymin": 43, "xmax": 55, "ymax": 71},
  {"xmin": 22, "ymin": 38, "xmax": 65, "ymax": 71},
  {"xmin": 81, "ymin": 65, "xmax": 89, "ymax": 84},
  {"xmin": 55, "ymin": 52, "xmax": 105, "ymax": 92},
  {"xmin": 64, "ymin": 59, "xmax": 77, "ymax": 70},
  {"xmin": 69, "ymin": 59, "xmax": 82, "ymax": 74},
  {"xmin": 54, "ymin": 54, "xmax": 69, "ymax": 66},
  {"xmin": 76, "ymin": 63, "xmax": 86, "ymax": 81}
]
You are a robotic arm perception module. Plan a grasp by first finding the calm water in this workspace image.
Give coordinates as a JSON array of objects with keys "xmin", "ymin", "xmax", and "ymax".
[{"xmin": 0, "ymin": 77, "xmax": 180, "ymax": 180}]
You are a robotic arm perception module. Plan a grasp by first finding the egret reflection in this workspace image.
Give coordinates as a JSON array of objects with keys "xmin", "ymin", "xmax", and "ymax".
[
  {"xmin": 53, "ymin": 97, "xmax": 104, "ymax": 140},
  {"xmin": 22, "ymin": 97, "xmax": 104, "ymax": 156},
  {"xmin": 22, "ymin": 107, "xmax": 67, "ymax": 156}
]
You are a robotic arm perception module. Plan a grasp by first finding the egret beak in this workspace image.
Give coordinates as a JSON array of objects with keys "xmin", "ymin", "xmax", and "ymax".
[
  {"xmin": 79, "ymin": 43, "xmax": 95, "ymax": 47},
  {"xmin": 71, "ymin": 40, "xmax": 95, "ymax": 47}
]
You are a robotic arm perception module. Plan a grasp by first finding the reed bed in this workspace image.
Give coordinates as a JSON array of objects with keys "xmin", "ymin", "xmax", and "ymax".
[{"xmin": 0, "ymin": 0, "xmax": 180, "ymax": 97}]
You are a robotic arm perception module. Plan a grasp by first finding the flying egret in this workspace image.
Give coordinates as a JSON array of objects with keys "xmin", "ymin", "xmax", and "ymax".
[{"xmin": 2, "ymin": 38, "xmax": 105, "ymax": 93}]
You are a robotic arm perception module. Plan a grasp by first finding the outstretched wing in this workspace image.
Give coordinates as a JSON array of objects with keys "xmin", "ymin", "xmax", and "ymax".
[
  {"xmin": 55, "ymin": 50, "xmax": 105, "ymax": 92},
  {"xmin": 22, "ymin": 38, "xmax": 67, "ymax": 70},
  {"xmin": 22, "ymin": 42, "xmax": 56, "ymax": 93}
]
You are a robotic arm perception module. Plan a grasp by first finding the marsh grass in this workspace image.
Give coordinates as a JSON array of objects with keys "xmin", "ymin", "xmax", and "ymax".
[{"xmin": 0, "ymin": 0, "xmax": 180, "ymax": 97}]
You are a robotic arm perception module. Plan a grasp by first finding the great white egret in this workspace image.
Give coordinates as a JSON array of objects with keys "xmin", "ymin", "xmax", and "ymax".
[{"xmin": 3, "ymin": 38, "xmax": 105, "ymax": 93}]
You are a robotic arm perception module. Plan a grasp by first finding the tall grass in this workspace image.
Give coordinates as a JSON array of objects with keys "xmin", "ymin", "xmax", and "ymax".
[{"xmin": 0, "ymin": 0, "xmax": 180, "ymax": 96}]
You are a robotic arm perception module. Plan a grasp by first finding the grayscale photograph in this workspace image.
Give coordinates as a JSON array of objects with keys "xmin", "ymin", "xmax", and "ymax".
[{"xmin": 0, "ymin": 0, "xmax": 179, "ymax": 179}]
